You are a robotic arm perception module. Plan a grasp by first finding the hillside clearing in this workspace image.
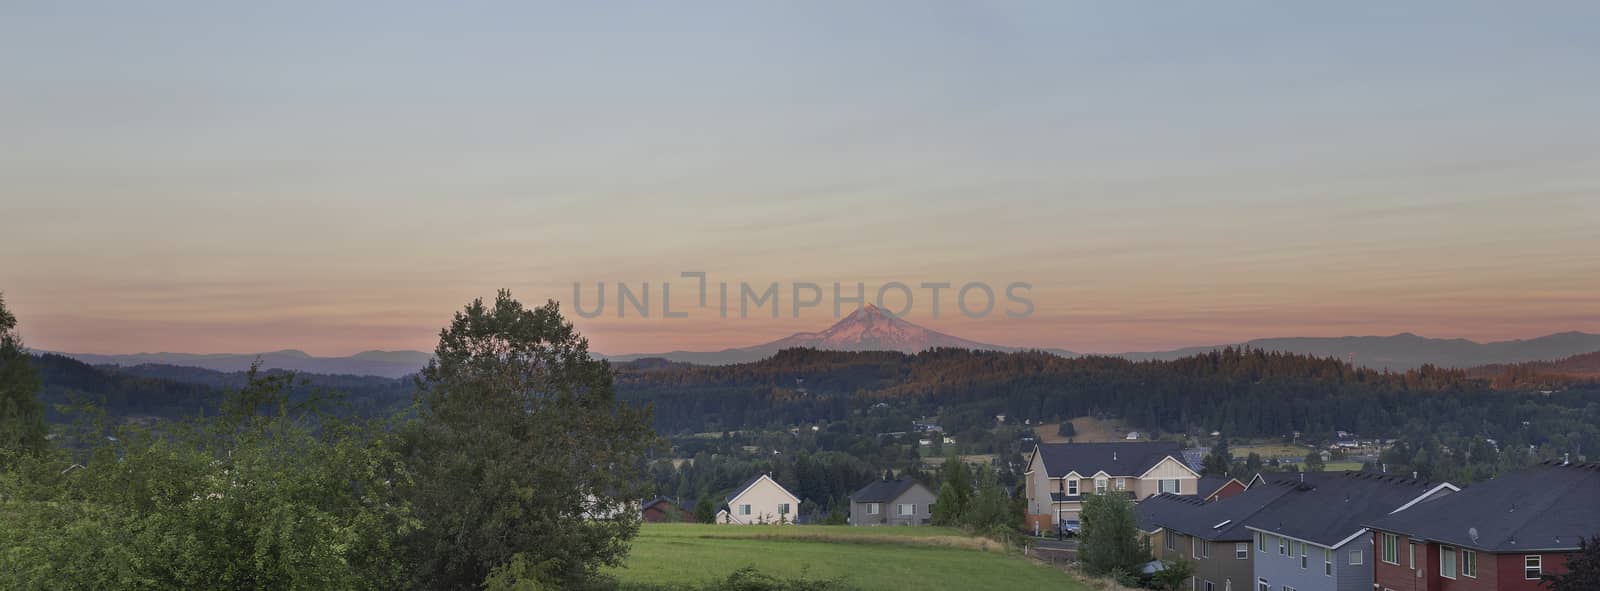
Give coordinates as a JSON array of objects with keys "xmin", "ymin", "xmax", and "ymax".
[{"xmin": 609, "ymin": 524, "xmax": 1089, "ymax": 590}]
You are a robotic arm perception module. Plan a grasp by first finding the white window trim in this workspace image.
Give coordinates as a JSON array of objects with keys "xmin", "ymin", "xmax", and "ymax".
[
  {"xmin": 1236, "ymin": 542, "xmax": 1249, "ymax": 559},
  {"xmin": 897, "ymin": 503, "xmax": 914, "ymax": 516},
  {"xmin": 1525, "ymin": 555, "xmax": 1542, "ymax": 580},
  {"xmin": 1462, "ymin": 549, "xmax": 1477, "ymax": 578},
  {"xmin": 1349, "ymin": 550, "xmax": 1363, "ymax": 566},
  {"xmin": 1381, "ymin": 533, "xmax": 1400, "ymax": 565},
  {"xmin": 1440, "ymin": 545, "xmax": 1457, "ymax": 580},
  {"xmin": 1067, "ymin": 479, "xmax": 1079, "ymax": 496},
  {"xmin": 867, "ymin": 503, "xmax": 880, "ymax": 515},
  {"xmin": 1257, "ymin": 578, "xmax": 1269, "ymax": 591}
]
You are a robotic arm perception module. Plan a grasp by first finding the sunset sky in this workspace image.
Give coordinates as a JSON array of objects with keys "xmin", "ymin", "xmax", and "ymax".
[{"xmin": 3, "ymin": 3, "xmax": 1598, "ymax": 356}]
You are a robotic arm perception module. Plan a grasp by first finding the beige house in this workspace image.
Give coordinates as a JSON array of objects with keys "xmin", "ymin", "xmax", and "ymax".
[
  {"xmin": 716, "ymin": 474, "xmax": 802, "ymax": 525},
  {"xmin": 1024, "ymin": 441, "xmax": 1199, "ymax": 532}
]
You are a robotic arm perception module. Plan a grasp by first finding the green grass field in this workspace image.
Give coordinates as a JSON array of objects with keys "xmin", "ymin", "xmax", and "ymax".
[{"xmin": 608, "ymin": 523, "xmax": 1089, "ymax": 590}]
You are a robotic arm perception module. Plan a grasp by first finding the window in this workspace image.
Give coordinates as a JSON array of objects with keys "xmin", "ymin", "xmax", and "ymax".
[
  {"xmin": 1166, "ymin": 533, "xmax": 1176, "ymax": 551},
  {"xmin": 740, "ymin": 504, "xmax": 751, "ymax": 515},
  {"xmin": 778, "ymin": 503, "xmax": 790, "ymax": 515},
  {"xmin": 1257, "ymin": 579, "xmax": 1269, "ymax": 591},
  {"xmin": 1349, "ymin": 550, "xmax": 1362, "ymax": 566},
  {"xmin": 1160, "ymin": 479, "xmax": 1181, "ymax": 494},
  {"xmin": 1408, "ymin": 542, "xmax": 1415, "ymax": 569},
  {"xmin": 1381, "ymin": 533, "xmax": 1400, "ymax": 564},
  {"xmin": 1257, "ymin": 532, "xmax": 1266, "ymax": 553},
  {"xmin": 1236, "ymin": 543, "xmax": 1249, "ymax": 559},
  {"xmin": 1526, "ymin": 555, "xmax": 1542, "ymax": 580},
  {"xmin": 1440, "ymin": 545, "xmax": 1456, "ymax": 579},
  {"xmin": 897, "ymin": 503, "xmax": 913, "ymax": 516},
  {"xmin": 1462, "ymin": 549, "xmax": 1477, "ymax": 578},
  {"xmin": 1323, "ymin": 549, "xmax": 1332, "ymax": 576},
  {"xmin": 1096, "ymin": 478, "xmax": 1108, "ymax": 494},
  {"xmin": 867, "ymin": 503, "xmax": 880, "ymax": 515},
  {"xmin": 1279, "ymin": 537, "xmax": 1286, "ymax": 556},
  {"xmin": 1066, "ymin": 478, "xmax": 1079, "ymax": 495},
  {"xmin": 1204, "ymin": 581, "xmax": 1215, "ymax": 591},
  {"xmin": 1283, "ymin": 587, "xmax": 1296, "ymax": 591},
  {"xmin": 1193, "ymin": 538, "xmax": 1207, "ymax": 559},
  {"xmin": 1299, "ymin": 544, "xmax": 1308, "ymax": 569},
  {"xmin": 1116, "ymin": 477, "xmax": 1127, "ymax": 491}
]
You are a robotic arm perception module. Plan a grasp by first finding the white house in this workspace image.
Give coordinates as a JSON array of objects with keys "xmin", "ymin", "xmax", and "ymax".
[{"xmin": 716, "ymin": 474, "xmax": 802, "ymax": 525}]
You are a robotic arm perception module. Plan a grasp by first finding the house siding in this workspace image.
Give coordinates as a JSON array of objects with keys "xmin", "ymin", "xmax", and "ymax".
[
  {"xmin": 850, "ymin": 483, "xmax": 936, "ymax": 526},
  {"xmin": 1370, "ymin": 531, "xmax": 1573, "ymax": 591},
  {"xmin": 1131, "ymin": 457, "xmax": 1200, "ymax": 499},
  {"xmin": 723, "ymin": 476, "xmax": 800, "ymax": 525},
  {"xmin": 1153, "ymin": 532, "xmax": 1253, "ymax": 591},
  {"xmin": 1253, "ymin": 534, "xmax": 1338, "ymax": 591}
]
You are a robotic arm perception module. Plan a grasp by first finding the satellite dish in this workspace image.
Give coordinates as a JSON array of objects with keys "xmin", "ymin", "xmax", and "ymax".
[{"xmin": 1469, "ymin": 527, "xmax": 1480, "ymax": 543}]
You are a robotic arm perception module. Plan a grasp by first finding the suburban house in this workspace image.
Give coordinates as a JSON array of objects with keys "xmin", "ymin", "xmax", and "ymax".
[
  {"xmin": 1136, "ymin": 479, "xmax": 1303, "ymax": 591},
  {"xmin": 640, "ymin": 497, "xmax": 694, "ymax": 523},
  {"xmin": 1025, "ymin": 441, "xmax": 1199, "ymax": 531},
  {"xmin": 1246, "ymin": 472, "xmax": 1457, "ymax": 591},
  {"xmin": 1366, "ymin": 460, "xmax": 1600, "ymax": 591},
  {"xmin": 848, "ymin": 479, "xmax": 936, "ymax": 526},
  {"xmin": 1198, "ymin": 475, "xmax": 1248, "ymax": 502},
  {"xmin": 716, "ymin": 474, "xmax": 801, "ymax": 525}
]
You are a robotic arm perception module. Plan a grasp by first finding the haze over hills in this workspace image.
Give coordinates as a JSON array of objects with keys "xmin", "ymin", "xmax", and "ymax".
[
  {"xmin": 46, "ymin": 309, "xmax": 1600, "ymax": 375},
  {"xmin": 52, "ymin": 349, "xmax": 431, "ymax": 379}
]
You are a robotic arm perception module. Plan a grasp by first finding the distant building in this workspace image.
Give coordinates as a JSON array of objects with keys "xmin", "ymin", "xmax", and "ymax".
[
  {"xmin": 716, "ymin": 474, "xmax": 801, "ymax": 525},
  {"xmin": 849, "ymin": 479, "xmax": 936, "ymax": 526},
  {"xmin": 1196, "ymin": 475, "xmax": 1247, "ymax": 502},
  {"xmin": 1125, "ymin": 431, "xmax": 1142, "ymax": 440},
  {"xmin": 1024, "ymin": 441, "xmax": 1199, "ymax": 532},
  {"xmin": 640, "ymin": 497, "xmax": 694, "ymax": 523}
]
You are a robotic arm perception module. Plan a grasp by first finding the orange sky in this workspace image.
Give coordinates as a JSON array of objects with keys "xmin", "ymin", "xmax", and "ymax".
[{"xmin": 3, "ymin": 4, "xmax": 1598, "ymax": 356}]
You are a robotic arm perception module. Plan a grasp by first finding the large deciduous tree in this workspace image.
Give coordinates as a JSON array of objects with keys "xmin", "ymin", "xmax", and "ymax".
[
  {"xmin": 1079, "ymin": 491, "xmax": 1149, "ymax": 577},
  {"xmin": 400, "ymin": 291, "xmax": 657, "ymax": 590},
  {"xmin": 0, "ymin": 292, "xmax": 47, "ymax": 463}
]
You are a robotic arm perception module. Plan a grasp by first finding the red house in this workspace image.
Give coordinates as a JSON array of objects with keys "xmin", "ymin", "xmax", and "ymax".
[
  {"xmin": 1366, "ymin": 460, "xmax": 1600, "ymax": 591},
  {"xmin": 640, "ymin": 497, "xmax": 695, "ymax": 523}
]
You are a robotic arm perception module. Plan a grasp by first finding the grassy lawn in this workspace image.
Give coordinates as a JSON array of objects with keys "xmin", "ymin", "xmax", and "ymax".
[
  {"xmin": 610, "ymin": 523, "xmax": 1089, "ymax": 590},
  {"xmin": 1230, "ymin": 442, "xmax": 1313, "ymax": 458}
]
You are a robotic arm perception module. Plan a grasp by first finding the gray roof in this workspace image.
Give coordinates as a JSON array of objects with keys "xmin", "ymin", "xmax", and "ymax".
[
  {"xmin": 1367, "ymin": 461, "xmax": 1600, "ymax": 553},
  {"xmin": 1136, "ymin": 480, "xmax": 1303, "ymax": 541},
  {"xmin": 1033, "ymin": 441, "xmax": 1185, "ymax": 477},
  {"xmin": 1197, "ymin": 476, "xmax": 1235, "ymax": 498},
  {"xmin": 1247, "ymin": 471, "xmax": 1448, "ymax": 548},
  {"xmin": 850, "ymin": 479, "xmax": 928, "ymax": 503}
]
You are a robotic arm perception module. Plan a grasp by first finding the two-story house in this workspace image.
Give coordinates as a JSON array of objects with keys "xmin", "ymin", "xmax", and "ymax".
[
  {"xmin": 1138, "ymin": 479, "xmax": 1304, "ymax": 591},
  {"xmin": 848, "ymin": 479, "xmax": 936, "ymax": 526},
  {"xmin": 716, "ymin": 474, "xmax": 802, "ymax": 525},
  {"xmin": 1366, "ymin": 460, "xmax": 1600, "ymax": 591},
  {"xmin": 1246, "ymin": 472, "xmax": 1457, "ymax": 591},
  {"xmin": 1026, "ymin": 441, "xmax": 1200, "ymax": 531}
]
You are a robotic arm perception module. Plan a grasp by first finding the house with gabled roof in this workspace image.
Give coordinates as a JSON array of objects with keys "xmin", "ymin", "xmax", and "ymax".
[
  {"xmin": 1198, "ymin": 475, "xmax": 1248, "ymax": 502},
  {"xmin": 1137, "ymin": 479, "xmax": 1304, "ymax": 591},
  {"xmin": 1367, "ymin": 460, "xmax": 1600, "ymax": 591},
  {"xmin": 849, "ymin": 479, "xmax": 935, "ymax": 526},
  {"xmin": 1247, "ymin": 471, "xmax": 1456, "ymax": 591},
  {"xmin": 1024, "ymin": 441, "xmax": 1200, "ymax": 531},
  {"xmin": 715, "ymin": 474, "xmax": 801, "ymax": 525}
]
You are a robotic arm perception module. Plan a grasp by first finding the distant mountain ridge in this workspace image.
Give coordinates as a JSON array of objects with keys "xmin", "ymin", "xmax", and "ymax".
[
  {"xmin": 1120, "ymin": 331, "xmax": 1600, "ymax": 370},
  {"xmin": 605, "ymin": 304, "xmax": 1076, "ymax": 365},
  {"xmin": 51, "ymin": 349, "xmax": 431, "ymax": 379}
]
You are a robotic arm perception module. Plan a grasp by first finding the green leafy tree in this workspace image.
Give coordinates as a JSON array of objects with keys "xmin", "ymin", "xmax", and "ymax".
[
  {"xmin": 1078, "ymin": 492, "xmax": 1148, "ymax": 577},
  {"xmin": 0, "ymin": 293, "xmax": 47, "ymax": 463},
  {"xmin": 0, "ymin": 367, "xmax": 415, "ymax": 590},
  {"xmin": 1544, "ymin": 534, "xmax": 1600, "ymax": 591},
  {"xmin": 399, "ymin": 291, "xmax": 659, "ymax": 590},
  {"xmin": 695, "ymin": 496, "xmax": 717, "ymax": 523},
  {"xmin": 930, "ymin": 457, "xmax": 972, "ymax": 526},
  {"xmin": 1057, "ymin": 421, "xmax": 1076, "ymax": 438},
  {"xmin": 1304, "ymin": 451, "xmax": 1326, "ymax": 472},
  {"xmin": 1201, "ymin": 436, "xmax": 1233, "ymax": 476},
  {"xmin": 1152, "ymin": 559, "xmax": 1196, "ymax": 591}
]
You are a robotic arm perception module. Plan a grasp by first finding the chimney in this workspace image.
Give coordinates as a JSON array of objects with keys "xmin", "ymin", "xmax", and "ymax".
[
  {"xmin": 1113, "ymin": 451, "xmax": 1118, "ymax": 461},
  {"xmin": 1412, "ymin": 471, "xmax": 1418, "ymax": 480}
]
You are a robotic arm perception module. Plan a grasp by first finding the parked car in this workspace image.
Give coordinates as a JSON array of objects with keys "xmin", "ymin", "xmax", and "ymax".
[{"xmin": 1057, "ymin": 519, "xmax": 1081, "ymax": 538}]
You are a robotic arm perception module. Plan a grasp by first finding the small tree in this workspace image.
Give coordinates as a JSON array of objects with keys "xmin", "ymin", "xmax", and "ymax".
[
  {"xmin": 931, "ymin": 458, "xmax": 972, "ymax": 526},
  {"xmin": 0, "ymin": 292, "xmax": 47, "ymax": 464},
  {"xmin": 1304, "ymin": 451, "xmax": 1326, "ymax": 472},
  {"xmin": 1079, "ymin": 492, "xmax": 1149, "ymax": 576},
  {"xmin": 1057, "ymin": 421, "xmax": 1077, "ymax": 438},
  {"xmin": 1152, "ymin": 559, "xmax": 1196, "ymax": 591},
  {"xmin": 695, "ymin": 497, "xmax": 717, "ymax": 523},
  {"xmin": 1544, "ymin": 534, "xmax": 1600, "ymax": 591}
]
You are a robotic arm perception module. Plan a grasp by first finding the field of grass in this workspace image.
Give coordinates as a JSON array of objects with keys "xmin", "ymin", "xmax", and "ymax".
[
  {"xmin": 1035, "ymin": 416, "xmax": 1131, "ymax": 443},
  {"xmin": 609, "ymin": 523, "xmax": 1089, "ymax": 590},
  {"xmin": 1230, "ymin": 442, "xmax": 1312, "ymax": 458}
]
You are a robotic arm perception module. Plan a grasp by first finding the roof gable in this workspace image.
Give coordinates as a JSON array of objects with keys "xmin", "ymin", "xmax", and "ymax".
[
  {"xmin": 726, "ymin": 474, "xmax": 799, "ymax": 504},
  {"xmin": 1246, "ymin": 471, "xmax": 1451, "ymax": 548},
  {"xmin": 1034, "ymin": 441, "xmax": 1185, "ymax": 478},
  {"xmin": 1368, "ymin": 461, "xmax": 1600, "ymax": 552},
  {"xmin": 851, "ymin": 479, "xmax": 932, "ymax": 503}
]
